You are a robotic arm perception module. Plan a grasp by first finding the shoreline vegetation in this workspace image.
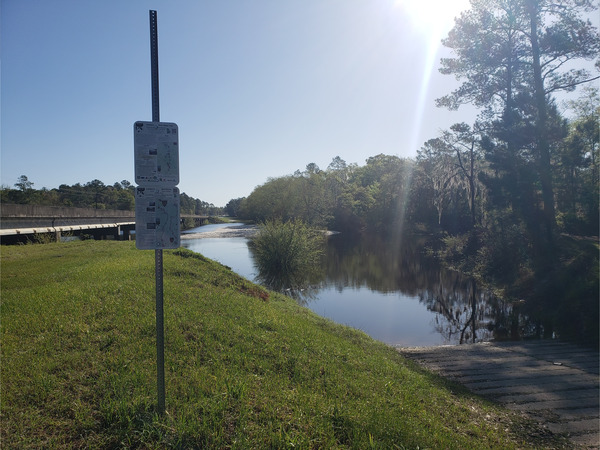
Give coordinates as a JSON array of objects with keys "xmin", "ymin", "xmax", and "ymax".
[
  {"xmin": 249, "ymin": 219, "xmax": 326, "ymax": 294},
  {"xmin": 1, "ymin": 240, "xmax": 567, "ymax": 448}
]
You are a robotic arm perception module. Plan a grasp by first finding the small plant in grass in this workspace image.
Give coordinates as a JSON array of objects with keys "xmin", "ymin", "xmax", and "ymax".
[{"xmin": 249, "ymin": 218, "xmax": 325, "ymax": 294}]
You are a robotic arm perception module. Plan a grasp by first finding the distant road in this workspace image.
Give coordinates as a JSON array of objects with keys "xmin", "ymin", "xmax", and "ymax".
[
  {"xmin": 0, "ymin": 204, "xmax": 211, "ymax": 242},
  {"xmin": 0, "ymin": 204, "xmax": 136, "ymax": 238}
]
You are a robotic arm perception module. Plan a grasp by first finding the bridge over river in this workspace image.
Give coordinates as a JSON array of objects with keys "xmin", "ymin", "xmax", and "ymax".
[
  {"xmin": 398, "ymin": 340, "xmax": 599, "ymax": 447},
  {"xmin": 0, "ymin": 204, "xmax": 207, "ymax": 243}
]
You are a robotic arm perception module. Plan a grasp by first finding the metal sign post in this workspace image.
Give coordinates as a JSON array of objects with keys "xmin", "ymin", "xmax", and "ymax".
[
  {"xmin": 133, "ymin": 10, "xmax": 180, "ymax": 415},
  {"xmin": 150, "ymin": 9, "xmax": 166, "ymax": 417},
  {"xmin": 150, "ymin": 10, "xmax": 160, "ymax": 124}
]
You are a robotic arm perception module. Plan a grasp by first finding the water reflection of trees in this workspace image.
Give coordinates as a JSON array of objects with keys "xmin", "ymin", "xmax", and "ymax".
[
  {"xmin": 249, "ymin": 231, "xmax": 539, "ymax": 343},
  {"xmin": 323, "ymin": 233, "xmax": 435, "ymax": 295},
  {"xmin": 323, "ymin": 234, "xmax": 531, "ymax": 344},
  {"xmin": 420, "ymin": 275, "xmax": 495, "ymax": 344}
]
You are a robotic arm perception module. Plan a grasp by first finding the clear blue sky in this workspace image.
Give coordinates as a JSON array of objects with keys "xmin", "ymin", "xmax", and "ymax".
[{"xmin": 1, "ymin": 0, "xmax": 594, "ymax": 206}]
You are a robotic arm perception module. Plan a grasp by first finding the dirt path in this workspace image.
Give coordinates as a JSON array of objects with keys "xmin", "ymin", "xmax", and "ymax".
[{"xmin": 398, "ymin": 341, "xmax": 599, "ymax": 447}]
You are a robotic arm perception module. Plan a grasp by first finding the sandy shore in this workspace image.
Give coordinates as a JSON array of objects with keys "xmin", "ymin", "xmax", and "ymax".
[
  {"xmin": 181, "ymin": 224, "xmax": 339, "ymax": 240},
  {"xmin": 180, "ymin": 224, "xmax": 258, "ymax": 240}
]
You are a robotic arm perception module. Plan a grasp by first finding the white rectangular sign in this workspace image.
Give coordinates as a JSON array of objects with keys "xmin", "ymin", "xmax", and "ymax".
[
  {"xmin": 134, "ymin": 121, "xmax": 179, "ymax": 186},
  {"xmin": 135, "ymin": 186, "xmax": 181, "ymax": 250}
]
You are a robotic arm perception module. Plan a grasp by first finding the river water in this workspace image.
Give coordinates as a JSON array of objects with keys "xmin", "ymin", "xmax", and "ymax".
[{"xmin": 181, "ymin": 223, "xmax": 513, "ymax": 347}]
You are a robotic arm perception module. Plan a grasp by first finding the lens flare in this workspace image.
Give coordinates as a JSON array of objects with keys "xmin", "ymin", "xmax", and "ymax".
[
  {"xmin": 392, "ymin": 0, "xmax": 471, "ymax": 153},
  {"xmin": 393, "ymin": 0, "xmax": 470, "ymax": 34}
]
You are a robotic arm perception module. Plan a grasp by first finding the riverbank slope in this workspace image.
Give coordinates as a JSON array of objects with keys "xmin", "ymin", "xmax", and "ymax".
[{"xmin": 1, "ymin": 241, "xmax": 566, "ymax": 448}]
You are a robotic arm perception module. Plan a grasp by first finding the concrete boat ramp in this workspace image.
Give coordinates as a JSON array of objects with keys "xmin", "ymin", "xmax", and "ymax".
[{"xmin": 398, "ymin": 341, "xmax": 599, "ymax": 447}]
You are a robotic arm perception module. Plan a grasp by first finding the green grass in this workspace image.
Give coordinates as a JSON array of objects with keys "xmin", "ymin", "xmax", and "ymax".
[{"xmin": 1, "ymin": 241, "xmax": 563, "ymax": 448}]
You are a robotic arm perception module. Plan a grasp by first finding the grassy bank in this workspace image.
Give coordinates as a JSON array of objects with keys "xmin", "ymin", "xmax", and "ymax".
[{"xmin": 1, "ymin": 241, "xmax": 562, "ymax": 448}]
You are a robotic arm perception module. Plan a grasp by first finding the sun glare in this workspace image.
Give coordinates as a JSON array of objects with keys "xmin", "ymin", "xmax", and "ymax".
[
  {"xmin": 394, "ymin": 0, "xmax": 470, "ymax": 35},
  {"xmin": 390, "ymin": 0, "xmax": 471, "ymax": 167}
]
